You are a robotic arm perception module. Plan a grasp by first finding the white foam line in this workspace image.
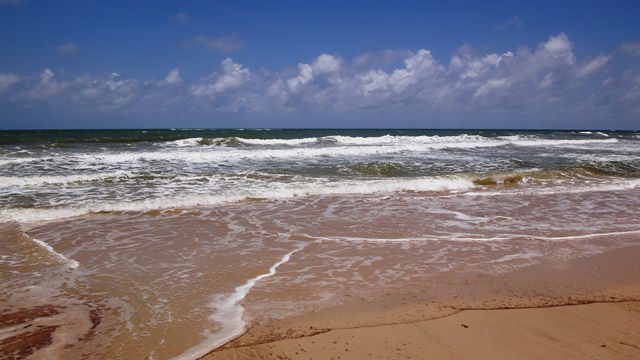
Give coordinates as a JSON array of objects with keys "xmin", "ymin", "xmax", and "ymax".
[
  {"xmin": 0, "ymin": 171, "xmax": 130, "ymax": 188},
  {"xmin": 238, "ymin": 137, "xmax": 319, "ymax": 145},
  {"xmin": 462, "ymin": 179, "xmax": 640, "ymax": 197},
  {"xmin": 428, "ymin": 208, "xmax": 487, "ymax": 222},
  {"xmin": 450, "ymin": 229, "xmax": 640, "ymax": 242},
  {"xmin": 312, "ymin": 235, "xmax": 518, "ymax": 243},
  {"xmin": 173, "ymin": 246, "xmax": 304, "ymax": 360},
  {"xmin": 305, "ymin": 229, "xmax": 640, "ymax": 244},
  {"xmin": 312, "ymin": 235, "xmax": 436, "ymax": 243},
  {"xmin": 31, "ymin": 238, "xmax": 79, "ymax": 269},
  {"xmin": 533, "ymin": 229, "xmax": 640, "ymax": 241}
]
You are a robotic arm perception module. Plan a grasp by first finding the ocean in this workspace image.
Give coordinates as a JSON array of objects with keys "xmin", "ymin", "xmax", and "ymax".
[
  {"xmin": 1, "ymin": 129, "xmax": 640, "ymax": 358},
  {"xmin": 1, "ymin": 129, "xmax": 639, "ymax": 222}
]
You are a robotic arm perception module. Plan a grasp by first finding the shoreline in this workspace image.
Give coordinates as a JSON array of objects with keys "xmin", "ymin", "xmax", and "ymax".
[{"xmin": 205, "ymin": 244, "xmax": 640, "ymax": 359}]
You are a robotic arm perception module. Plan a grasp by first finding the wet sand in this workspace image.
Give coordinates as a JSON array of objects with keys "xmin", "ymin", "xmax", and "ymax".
[{"xmin": 206, "ymin": 245, "xmax": 640, "ymax": 359}]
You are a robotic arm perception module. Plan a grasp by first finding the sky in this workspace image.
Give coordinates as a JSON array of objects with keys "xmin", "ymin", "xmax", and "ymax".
[{"xmin": 0, "ymin": 0, "xmax": 639, "ymax": 129}]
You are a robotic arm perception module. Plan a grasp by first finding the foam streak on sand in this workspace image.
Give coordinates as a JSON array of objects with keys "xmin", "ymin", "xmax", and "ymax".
[
  {"xmin": 306, "ymin": 229, "xmax": 640, "ymax": 244},
  {"xmin": 174, "ymin": 246, "xmax": 304, "ymax": 360},
  {"xmin": 535, "ymin": 229, "xmax": 640, "ymax": 241},
  {"xmin": 31, "ymin": 237, "xmax": 79, "ymax": 269}
]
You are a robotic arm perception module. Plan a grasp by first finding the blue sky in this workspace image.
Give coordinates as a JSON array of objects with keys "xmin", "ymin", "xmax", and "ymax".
[{"xmin": 1, "ymin": 0, "xmax": 639, "ymax": 129}]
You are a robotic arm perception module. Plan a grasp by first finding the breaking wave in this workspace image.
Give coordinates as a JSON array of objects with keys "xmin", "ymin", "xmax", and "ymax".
[
  {"xmin": 0, "ymin": 175, "xmax": 475, "ymax": 223},
  {"xmin": 162, "ymin": 134, "xmax": 621, "ymax": 149}
]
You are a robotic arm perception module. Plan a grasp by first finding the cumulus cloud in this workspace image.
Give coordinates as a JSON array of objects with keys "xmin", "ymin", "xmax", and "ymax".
[
  {"xmin": 356, "ymin": 49, "xmax": 444, "ymax": 96},
  {"xmin": 190, "ymin": 58, "xmax": 251, "ymax": 97},
  {"xmin": 541, "ymin": 33, "xmax": 575, "ymax": 64},
  {"xmin": 163, "ymin": 68, "xmax": 182, "ymax": 85},
  {"xmin": 23, "ymin": 69, "xmax": 68, "ymax": 100},
  {"xmin": 286, "ymin": 54, "xmax": 342, "ymax": 92},
  {"xmin": 187, "ymin": 34, "xmax": 245, "ymax": 53},
  {"xmin": 57, "ymin": 43, "xmax": 80, "ymax": 57},
  {"xmin": 1, "ymin": 33, "xmax": 637, "ymax": 126}
]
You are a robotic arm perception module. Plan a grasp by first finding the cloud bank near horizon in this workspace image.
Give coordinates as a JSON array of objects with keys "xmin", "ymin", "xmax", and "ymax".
[{"xmin": 1, "ymin": 33, "xmax": 639, "ymax": 129}]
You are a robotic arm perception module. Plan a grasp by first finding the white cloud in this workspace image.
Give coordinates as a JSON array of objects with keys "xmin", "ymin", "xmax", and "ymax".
[
  {"xmin": 286, "ymin": 54, "xmax": 342, "ymax": 92},
  {"xmin": 354, "ymin": 49, "xmax": 443, "ymax": 96},
  {"xmin": 163, "ymin": 68, "xmax": 182, "ymax": 85},
  {"xmin": 357, "ymin": 69, "xmax": 391, "ymax": 97},
  {"xmin": 541, "ymin": 33, "xmax": 575, "ymax": 64},
  {"xmin": 287, "ymin": 63, "xmax": 314, "ymax": 91},
  {"xmin": 72, "ymin": 73, "xmax": 140, "ymax": 111},
  {"xmin": 1, "ymin": 33, "xmax": 636, "ymax": 126},
  {"xmin": 450, "ymin": 51, "xmax": 513, "ymax": 80},
  {"xmin": 23, "ymin": 69, "xmax": 67, "ymax": 100},
  {"xmin": 190, "ymin": 58, "xmax": 251, "ymax": 97},
  {"xmin": 312, "ymin": 54, "xmax": 342, "ymax": 73},
  {"xmin": 474, "ymin": 78, "xmax": 509, "ymax": 97},
  {"xmin": 213, "ymin": 59, "xmax": 251, "ymax": 92}
]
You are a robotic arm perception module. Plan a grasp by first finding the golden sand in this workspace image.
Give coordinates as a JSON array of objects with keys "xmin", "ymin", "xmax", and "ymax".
[{"xmin": 206, "ymin": 245, "xmax": 640, "ymax": 359}]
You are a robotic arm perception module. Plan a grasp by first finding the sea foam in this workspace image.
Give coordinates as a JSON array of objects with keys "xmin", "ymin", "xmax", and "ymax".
[
  {"xmin": 0, "ymin": 175, "xmax": 475, "ymax": 223},
  {"xmin": 0, "ymin": 171, "xmax": 130, "ymax": 188},
  {"xmin": 31, "ymin": 237, "xmax": 79, "ymax": 269},
  {"xmin": 173, "ymin": 246, "xmax": 303, "ymax": 360},
  {"xmin": 0, "ymin": 135, "xmax": 626, "ymax": 168}
]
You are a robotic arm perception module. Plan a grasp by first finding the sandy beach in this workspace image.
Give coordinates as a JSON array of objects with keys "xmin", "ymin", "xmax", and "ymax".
[
  {"xmin": 208, "ymin": 301, "xmax": 640, "ymax": 359},
  {"xmin": 207, "ymin": 245, "xmax": 640, "ymax": 359}
]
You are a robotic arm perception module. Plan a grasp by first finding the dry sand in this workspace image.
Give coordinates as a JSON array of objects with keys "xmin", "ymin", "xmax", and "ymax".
[
  {"xmin": 208, "ymin": 301, "xmax": 640, "ymax": 360},
  {"xmin": 205, "ymin": 245, "xmax": 640, "ymax": 359}
]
